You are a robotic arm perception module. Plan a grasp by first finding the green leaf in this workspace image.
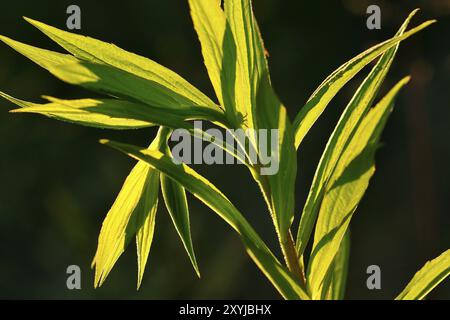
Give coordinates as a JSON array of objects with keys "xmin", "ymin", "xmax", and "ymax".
[
  {"xmin": 293, "ymin": 14, "xmax": 435, "ymax": 149},
  {"xmin": 22, "ymin": 18, "xmax": 220, "ymax": 111},
  {"xmin": 223, "ymin": 0, "xmax": 272, "ymax": 130},
  {"xmin": 135, "ymin": 169, "xmax": 159, "ymax": 289},
  {"xmin": 222, "ymin": 1, "xmax": 298, "ymax": 270},
  {"xmin": 296, "ymin": 10, "xmax": 417, "ymax": 260},
  {"xmin": 93, "ymin": 130, "xmax": 169, "ymax": 288},
  {"xmin": 160, "ymin": 140, "xmax": 200, "ymax": 277},
  {"xmin": 0, "ymin": 36, "xmax": 227, "ymax": 125},
  {"xmin": 223, "ymin": 0, "xmax": 255, "ymax": 129},
  {"xmin": 306, "ymin": 77, "xmax": 410, "ymax": 299},
  {"xmin": 100, "ymin": 139, "xmax": 309, "ymax": 300},
  {"xmin": 188, "ymin": 0, "xmax": 237, "ymax": 125},
  {"xmin": 1, "ymin": 92, "xmax": 193, "ymax": 130},
  {"xmin": 396, "ymin": 249, "xmax": 450, "ymax": 300},
  {"xmin": 327, "ymin": 230, "xmax": 350, "ymax": 300},
  {"xmin": 93, "ymin": 162, "xmax": 159, "ymax": 287},
  {"xmin": 255, "ymin": 76, "xmax": 297, "ymax": 249}
]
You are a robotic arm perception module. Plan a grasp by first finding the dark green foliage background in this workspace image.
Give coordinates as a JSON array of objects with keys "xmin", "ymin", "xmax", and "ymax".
[{"xmin": 0, "ymin": 0, "xmax": 448, "ymax": 299}]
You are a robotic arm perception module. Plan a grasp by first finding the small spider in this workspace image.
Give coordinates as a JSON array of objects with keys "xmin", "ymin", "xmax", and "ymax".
[{"xmin": 236, "ymin": 111, "xmax": 248, "ymax": 127}]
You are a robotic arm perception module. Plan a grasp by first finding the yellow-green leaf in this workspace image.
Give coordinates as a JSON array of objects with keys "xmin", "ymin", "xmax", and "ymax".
[
  {"xmin": 188, "ymin": 0, "xmax": 237, "ymax": 124},
  {"xmin": 222, "ymin": 2, "xmax": 298, "ymax": 270},
  {"xmin": 100, "ymin": 139, "xmax": 309, "ymax": 300},
  {"xmin": 135, "ymin": 169, "xmax": 159, "ymax": 289},
  {"xmin": 293, "ymin": 15, "xmax": 434, "ymax": 149},
  {"xmin": 1, "ymin": 92, "xmax": 192, "ymax": 130},
  {"xmin": 93, "ymin": 162, "xmax": 159, "ymax": 287},
  {"xmin": 0, "ymin": 36, "xmax": 227, "ymax": 124},
  {"xmin": 160, "ymin": 139, "xmax": 200, "ymax": 277},
  {"xmin": 396, "ymin": 249, "xmax": 450, "ymax": 300},
  {"xmin": 307, "ymin": 77, "xmax": 410, "ymax": 299},
  {"xmin": 93, "ymin": 130, "xmax": 168, "ymax": 287},
  {"xmin": 255, "ymin": 76, "xmax": 297, "ymax": 249},
  {"xmin": 327, "ymin": 230, "xmax": 350, "ymax": 300},
  {"xmin": 23, "ymin": 18, "xmax": 220, "ymax": 111},
  {"xmin": 296, "ymin": 10, "xmax": 417, "ymax": 260}
]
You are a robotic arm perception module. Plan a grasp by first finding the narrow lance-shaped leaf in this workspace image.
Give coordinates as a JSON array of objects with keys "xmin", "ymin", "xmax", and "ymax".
[
  {"xmin": 188, "ymin": 0, "xmax": 239, "ymax": 126},
  {"xmin": 396, "ymin": 249, "xmax": 450, "ymax": 300},
  {"xmin": 223, "ymin": 0, "xmax": 257, "ymax": 130},
  {"xmin": 23, "ymin": 17, "xmax": 220, "ymax": 111},
  {"xmin": 255, "ymin": 76, "xmax": 297, "ymax": 257},
  {"xmin": 93, "ymin": 129, "xmax": 169, "ymax": 288},
  {"xmin": 223, "ymin": 1, "xmax": 298, "ymax": 273},
  {"xmin": 1, "ymin": 92, "xmax": 192, "ymax": 130},
  {"xmin": 135, "ymin": 169, "xmax": 159, "ymax": 289},
  {"xmin": 100, "ymin": 139, "xmax": 310, "ymax": 300},
  {"xmin": 306, "ymin": 77, "xmax": 410, "ymax": 299},
  {"xmin": 296, "ymin": 10, "xmax": 417, "ymax": 259},
  {"xmin": 0, "ymin": 36, "xmax": 227, "ymax": 125},
  {"xmin": 327, "ymin": 230, "xmax": 350, "ymax": 300},
  {"xmin": 293, "ymin": 15, "xmax": 435, "ymax": 149},
  {"xmin": 160, "ymin": 136, "xmax": 200, "ymax": 277}
]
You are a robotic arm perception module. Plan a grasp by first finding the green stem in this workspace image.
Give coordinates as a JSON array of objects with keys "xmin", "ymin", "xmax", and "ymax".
[{"xmin": 282, "ymin": 230, "xmax": 307, "ymax": 286}]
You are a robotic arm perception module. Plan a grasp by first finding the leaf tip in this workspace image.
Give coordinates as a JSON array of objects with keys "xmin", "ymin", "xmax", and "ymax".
[
  {"xmin": 23, "ymin": 16, "xmax": 38, "ymax": 26},
  {"xmin": 410, "ymin": 8, "xmax": 420, "ymax": 16},
  {"xmin": 425, "ymin": 19, "xmax": 438, "ymax": 27},
  {"xmin": 400, "ymin": 75, "xmax": 412, "ymax": 86},
  {"xmin": 136, "ymin": 279, "xmax": 143, "ymax": 291},
  {"xmin": 99, "ymin": 139, "xmax": 110, "ymax": 145},
  {"xmin": 0, "ymin": 35, "xmax": 15, "ymax": 47}
]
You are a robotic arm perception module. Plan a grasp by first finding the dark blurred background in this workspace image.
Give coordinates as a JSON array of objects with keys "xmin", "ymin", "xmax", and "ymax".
[{"xmin": 0, "ymin": 0, "xmax": 448, "ymax": 299}]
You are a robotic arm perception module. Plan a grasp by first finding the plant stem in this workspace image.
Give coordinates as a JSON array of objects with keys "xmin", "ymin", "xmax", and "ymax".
[{"xmin": 281, "ymin": 230, "xmax": 307, "ymax": 287}]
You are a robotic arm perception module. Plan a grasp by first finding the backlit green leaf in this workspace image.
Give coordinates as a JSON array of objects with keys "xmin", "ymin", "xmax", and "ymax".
[
  {"xmin": 188, "ymin": 0, "xmax": 238, "ymax": 125},
  {"xmin": 135, "ymin": 169, "xmax": 159, "ymax": 289},
  {"xmin": 327, "ymin": 230, "xmax": 350, "ymax": 300},
  {"xmin": 100, "ymin": 139, "xmax": 309, "ymax": 300},
  {"xmin": 307, "ymin": 77, "xmax": 410, "ymax": 299},
  {"xmin": 160, "ymin": 138, "xmax": 200, "ymax": 277},
  {"xmin": 292, "ymin": 15, "xmax": 435, "ymax": 149},
  {"xmin": 0, "ymin": 36, "xmax": 227, "ymax": 124},
  {"xmin": 93, "ymin": 129, "xmax": 168, "ymax": 288},
  {"xmin": 296, "ymin": 10, "xmax": 417, "ymax": 260},
  {"xmin": 255, "ymin": 76, "xmax": 297, "ymax": 253},
  {"xmin": 396, "ymin": 249, "xmax": 450, "ymax": 300},
  {"xmin": 223, "ymin": 0, "xmax": 256, "ymax": 129},
  {"xmin": 1, "ymin": 92, "xmax": 189, "ymax": 130},
  {"xmin": 222, "ymin": 2, "xmax": 298, "ymax": 274},
  {"xmin": 23, "ymin": 18, "xmax": 220, "ymax": 111}
]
